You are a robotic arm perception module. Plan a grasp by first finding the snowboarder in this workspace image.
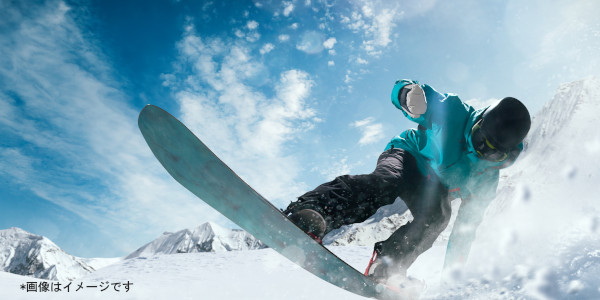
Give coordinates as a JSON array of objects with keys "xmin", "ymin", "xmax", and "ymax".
[{"xmin": 284, "ymin": 79, "xmax": 531, "ymax": 283}]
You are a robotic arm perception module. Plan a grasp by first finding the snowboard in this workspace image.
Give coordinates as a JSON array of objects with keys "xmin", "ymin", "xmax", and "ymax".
[{"xmin": 138, "ymin": 105, "xmax": 405, "ymax": 299}]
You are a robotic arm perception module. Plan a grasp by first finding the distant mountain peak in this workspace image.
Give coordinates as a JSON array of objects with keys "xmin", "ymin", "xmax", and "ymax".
[
  {"xmin": 0, "ymin": 227, "xmax": 95, "ymax": 281},
  {"xmin": 126, "ymin": 222, "xmax": 266, "ymax": 259}
]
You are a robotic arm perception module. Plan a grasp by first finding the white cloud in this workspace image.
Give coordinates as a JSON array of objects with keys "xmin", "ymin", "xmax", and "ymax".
[
  {"xmin": 166, "ymin": 27, "xmax": 319, "ymax": 206},
  {"xmin": 278, "ymin": 34, "xmax": 290, "ymax": 42},
  {"xmin": 356, "ymin": 57, "xmax": 368, "ymax": 64},
  {"xmin": 296, "ymin": 31, "xmax": 325, "ymax": 54},
  {"xmin": 235, "ymin": 25, "xmax": 261, "ymax": 42},
  {"xmin": 246, "ymin": 31, "xmax": 261, "ymax": 42},
  {"xmin": 234, "ymin": 29, "xmax": 244, "ymax": 38},
  {"xmin": 260, "ymin": 42, "xmax": 275, "ymax": 54},
  {"xmin": 283, "ymin": 2, "xmax": 294, "ymax": 17},
  {"xmin": 0, "ymin": 148, "xmax": 35, "ymax": 183},
  {"xmin": 328, "ymin": 60, "xmax": 335, "ymax": 66},
  {"xmin": 323, "ymin": 37, "xmax": 337, "ymax": 49},
  {"xmin": 351, "ymin": 117, "xmax": 385, "ymax": 145},
  {"xmin": 341, "ymin": 0, "xmax": 438, "ymax": 56},
  {"xmin": 247, "ymin": 20, "xmax": 259, "ymax": 30},
  {"xmin": 344, "ymin": 69, "xmax": 354, "ymax": 84},
  {"xmin": 313, "ymin": 156, "xmax": 352, "ymax": 181}
]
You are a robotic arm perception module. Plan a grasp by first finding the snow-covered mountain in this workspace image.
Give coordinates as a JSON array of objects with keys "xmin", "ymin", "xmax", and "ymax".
[
  {"xmin": 0, "ymin": 227, "xmax": 96, "ymax": 281},
  {"xmin": 126, "ymin": 222, "xmax": 266, "ymax": 259},
  {"xmin": 323, "ymin": 198, "xmax": 411, "ymax": 246},
  {"xmin": 0, "ymin": 222, "xmax": 265, "ymax": 280}
]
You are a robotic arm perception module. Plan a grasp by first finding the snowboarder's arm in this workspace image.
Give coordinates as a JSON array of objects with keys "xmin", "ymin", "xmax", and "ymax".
[
  {"xmin": 443, "ymin": 171, "xmax": 499, "ymax": 269},
  {"xmin": 443, "ymin": 195, "xmax": 491, "ymax": 269},
  {"xmin": 391, "ymin": 79, "xmax": 451, "ymax": 128}
]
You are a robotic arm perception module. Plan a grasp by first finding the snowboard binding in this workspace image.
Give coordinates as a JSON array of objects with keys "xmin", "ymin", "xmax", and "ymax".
[{"xmin": 287, "ymin": 209, "xmax": 327, "ymax": 244}]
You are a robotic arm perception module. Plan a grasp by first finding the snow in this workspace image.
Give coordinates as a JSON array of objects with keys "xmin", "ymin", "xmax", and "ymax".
[
  {"xmin": 82, "ymin": 257, "xmax": 124, "ymax": 271},
  {"xmin": 424, "ymin": 77, "xmax": 600, "ymax": 299},
  {"xmin": 0, "ymin": 247, "xmax": 375, "ymax": 300},
  {"xmin": 1, "ymin": 78, "xmax": 600, "ymax": 299},
  {"xmin": 0, "ymin": 244, "xmax": 449, "ymax": 300}
]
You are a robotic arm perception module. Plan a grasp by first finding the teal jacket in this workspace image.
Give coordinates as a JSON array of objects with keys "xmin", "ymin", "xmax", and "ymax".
[{"xmin": 386, "ymin": 79, "xmax": 522, "ymax": 267}]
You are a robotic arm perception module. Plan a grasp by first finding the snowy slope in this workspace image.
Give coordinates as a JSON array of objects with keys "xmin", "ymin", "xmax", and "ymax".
[
  {"xmin": 126, "ymin": 222, "xmax": 266, "ymax": 259},
  {"xmin": 0, "ymin": 247, "xmax": 379, "ymax": 300},
  {"xmin": 426, "ymin": 77, "xmax": 600, "ymax": 299},
  {"xmin": 81, "ymin": 257, "xmax": 124, "ymax": 271},
  {"xmin": 0, "ymin": 228, "xmax": 96, "ymax": 281}
]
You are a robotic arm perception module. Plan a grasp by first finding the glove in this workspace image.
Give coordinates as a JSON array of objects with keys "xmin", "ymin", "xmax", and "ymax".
[{"xmin": 399, "ymin": 84, "xmax": 427, "ymax": 118}]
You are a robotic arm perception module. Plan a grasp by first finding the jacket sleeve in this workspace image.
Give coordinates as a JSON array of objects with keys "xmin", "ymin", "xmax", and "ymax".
[
  {"xmin": 443, "ymin": 169, "xmax": 499, "ymax": 269},
  {"xmin": 391, "ymin": 79, "xmax": 449, "ymax": 129}
]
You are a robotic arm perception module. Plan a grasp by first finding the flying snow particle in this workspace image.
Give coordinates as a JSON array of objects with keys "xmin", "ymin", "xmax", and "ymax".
[
  {"xmin": 281, "ymin": 245, "xmax": 306, "ymax": 265},
  {"xmin": 567, "ymin": 280, "xmax": 584, "ymax": 295},
  {"xmin": 499, "ymin": 230, "xmax": 519, "ymax": 255},
  {"xmin": 590, "ymin": 216, "xmax": 599, "ymax": 233},
  {"xmin": 562, "ymin": 165, "xmax": 578, "ymax": 180},
  {"xmin": 514, "ymin": 184, "xmax": 532, "ymax": 204}
]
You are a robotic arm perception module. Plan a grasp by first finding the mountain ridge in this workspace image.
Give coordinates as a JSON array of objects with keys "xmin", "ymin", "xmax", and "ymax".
[
  {"xmin": 0, "ymin": 227, "xmax": 95, "ymax": 281},
  {"xmin": 125, "ymin": 221, "xmax": 266, "ymax": 259}
]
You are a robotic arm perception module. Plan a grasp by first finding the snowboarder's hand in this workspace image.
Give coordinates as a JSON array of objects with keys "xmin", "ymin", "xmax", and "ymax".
[{"xmin": 400, "ymin": 84, "xmax": 427, "ymax": 118}]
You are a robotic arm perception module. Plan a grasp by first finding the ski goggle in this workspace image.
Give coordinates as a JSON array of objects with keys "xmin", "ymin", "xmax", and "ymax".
[{"xmin": 470, "ymin": 119, "xmax": 508, "ymax": 162}]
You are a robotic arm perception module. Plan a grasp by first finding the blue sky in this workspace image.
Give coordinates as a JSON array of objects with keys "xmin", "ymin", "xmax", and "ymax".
[{"xmin": 1, "ymin": 0, "xmax": 599, "ymax": 258}]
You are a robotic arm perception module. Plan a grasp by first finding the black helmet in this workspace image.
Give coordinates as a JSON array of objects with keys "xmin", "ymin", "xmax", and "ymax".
[{"xmin": 471, "ymin": 97, "xmax": 531, "ymax": 161}]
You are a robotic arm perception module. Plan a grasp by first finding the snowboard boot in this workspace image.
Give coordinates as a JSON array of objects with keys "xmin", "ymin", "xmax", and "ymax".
[
  {"xmin": 287, "ymin": 209, "xmax": 327, "ymax": 244},
  {"xmin": 365, "ymin": 246, "xmax": 390, "ymax": 281}
]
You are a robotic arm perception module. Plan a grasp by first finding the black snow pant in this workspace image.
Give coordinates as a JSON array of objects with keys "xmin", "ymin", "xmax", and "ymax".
[{"xmin": 284, "ymin": 148, "xmax": 452, "ymax": 273}]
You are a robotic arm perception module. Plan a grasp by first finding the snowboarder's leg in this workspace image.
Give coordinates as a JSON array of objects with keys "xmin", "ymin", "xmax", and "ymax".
[
  {"xmin": 284, "ymin": 148, "xmax": 421, "ymax": 234},
  {"xmin": 368, "ymin": 177, "xmax": 451, "ymax": 278}
]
